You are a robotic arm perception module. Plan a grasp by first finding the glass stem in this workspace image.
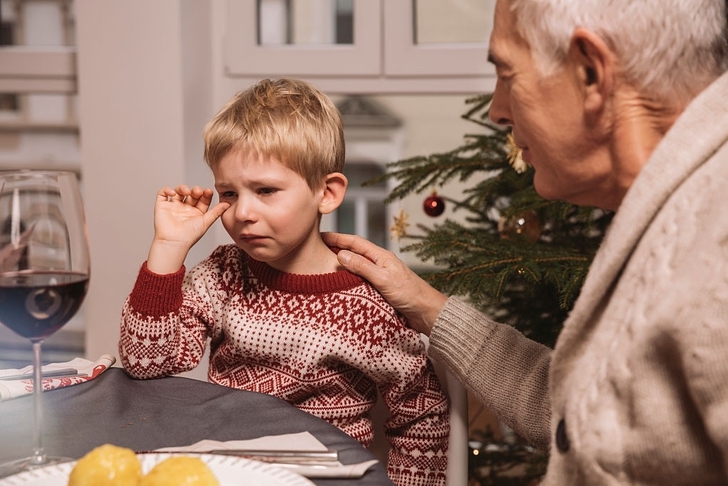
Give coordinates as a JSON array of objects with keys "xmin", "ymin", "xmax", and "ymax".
[{"xmin": 30, "ymin": 340, "xmax": 46, "ymax": 466}]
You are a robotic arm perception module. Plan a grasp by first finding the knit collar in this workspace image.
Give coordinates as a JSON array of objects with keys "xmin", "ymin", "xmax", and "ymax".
[{"xmin": 245, "ymin": 250, "xmax": 365, "ymax": 294}]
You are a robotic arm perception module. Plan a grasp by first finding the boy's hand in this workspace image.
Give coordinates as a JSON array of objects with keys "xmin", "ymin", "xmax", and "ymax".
[{"xmin": 147, "ymin": 185, "xmax": 230, "ymax": 274}]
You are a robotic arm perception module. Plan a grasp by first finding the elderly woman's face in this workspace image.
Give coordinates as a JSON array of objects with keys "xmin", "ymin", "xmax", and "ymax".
[{"xmin": 487, "ymin": 0, "xmax": 615, "ymax": 208}]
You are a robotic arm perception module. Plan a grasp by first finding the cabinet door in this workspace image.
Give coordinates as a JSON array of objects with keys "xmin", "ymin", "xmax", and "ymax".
[
  {"xmin": 383, "ymin": 0, "xmax": 494, "ymax": 77},
  {"xmin": 224, "ymin": 0, "xmax": 381, "ymax": 77}
]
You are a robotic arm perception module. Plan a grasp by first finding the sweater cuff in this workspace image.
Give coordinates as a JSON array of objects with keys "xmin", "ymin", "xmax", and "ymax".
[
  {"xmin": 429, "ymin": 296, "xmax": 498, "ymax": 380},
  {"xmin": 128, "ymin": 262, "xmax": 186, "ymax": 316}
]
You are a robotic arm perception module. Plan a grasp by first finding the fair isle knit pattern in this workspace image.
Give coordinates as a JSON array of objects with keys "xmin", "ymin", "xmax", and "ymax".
[{"xmin": 120, "ymin": 244, "xmax": 449, "ymax": 486}]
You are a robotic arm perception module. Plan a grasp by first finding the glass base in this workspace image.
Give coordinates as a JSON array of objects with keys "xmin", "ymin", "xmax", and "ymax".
[{"xmin": 0, "ymin": 455, "xmax": 74, "ymax": 479}]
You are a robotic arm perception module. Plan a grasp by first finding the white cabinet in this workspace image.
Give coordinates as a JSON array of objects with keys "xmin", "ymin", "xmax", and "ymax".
[{"xmin": 222, "ymin": 0, "xmax": 496, "ymax": 94}]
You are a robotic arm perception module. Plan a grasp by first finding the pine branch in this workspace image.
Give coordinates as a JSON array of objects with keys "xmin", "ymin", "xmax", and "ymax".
[{"xmin": 403, "ymin": 221, "xmax": 594, "ymax": 310}]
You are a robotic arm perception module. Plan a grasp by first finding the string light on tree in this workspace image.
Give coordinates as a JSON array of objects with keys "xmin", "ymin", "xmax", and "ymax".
[{"xmin": 423, "ymin": 190, "xmax": 446, "ymax": 217}]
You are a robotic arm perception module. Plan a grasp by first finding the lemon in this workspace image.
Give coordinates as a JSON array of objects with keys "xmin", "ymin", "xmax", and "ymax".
[
  {"xmin": 68, "ymin": 444, "xmax": 143, "ymax": 486},
  {"xmin": 139, "ymin": 456, "xmax": 219, "ymax": 486}
]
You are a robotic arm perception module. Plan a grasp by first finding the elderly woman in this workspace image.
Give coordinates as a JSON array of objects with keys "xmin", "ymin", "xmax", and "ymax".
[{"xmin": 325, "ymin": 0, "xmax": 728, "ymax": 484}]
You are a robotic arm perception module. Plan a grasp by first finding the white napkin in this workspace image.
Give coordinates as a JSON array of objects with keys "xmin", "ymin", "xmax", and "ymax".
[
  {"xmin": 155, "ymin": 431, "xmax": 379, "ymax": 479},
  {"xmin": 0, "ymin": 354, "xmax": 116, "ymax": 402}
]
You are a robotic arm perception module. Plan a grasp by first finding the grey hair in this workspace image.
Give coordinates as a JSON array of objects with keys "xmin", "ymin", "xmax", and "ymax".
[{"xmin": 510, "ymin": 0, "xmax": 728, "ymax": 102}]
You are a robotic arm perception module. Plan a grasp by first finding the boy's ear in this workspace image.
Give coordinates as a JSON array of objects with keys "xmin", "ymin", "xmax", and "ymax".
[{"xmin": 319, "ymin": 172, "xmax": 348, "ymax": 215}]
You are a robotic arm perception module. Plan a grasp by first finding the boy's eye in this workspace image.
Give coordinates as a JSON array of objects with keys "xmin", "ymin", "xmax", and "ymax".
[
  {"xmin": 258, "ymin": 187, "xmax": 277, "ymax": 195},
  {"xmin": 219, "ymin": 191, "xmax": 236, "ymax": 199}
]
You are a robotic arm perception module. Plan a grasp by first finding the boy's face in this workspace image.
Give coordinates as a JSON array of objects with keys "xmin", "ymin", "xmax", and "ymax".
[{"xmin": 213, "ymin": 149, "xmax": 326, "ymax": 272}]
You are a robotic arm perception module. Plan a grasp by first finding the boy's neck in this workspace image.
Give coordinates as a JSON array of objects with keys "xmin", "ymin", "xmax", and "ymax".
[{"xmin": 264, "ymin": 236, "xmax": 342, "ymax": 275}]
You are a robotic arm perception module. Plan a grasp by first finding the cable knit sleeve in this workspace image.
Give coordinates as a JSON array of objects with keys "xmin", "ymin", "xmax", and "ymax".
[
  {"xmin": 119, "ymin": 256, "xmax": 221, "ymax": 379},
  {"xmin": 430, "ymin": 297, "xmax": 552, "ymax": 451},
  {"xmin": 370, "ymin": 318, "xmax": 450, "ymax": 486}
]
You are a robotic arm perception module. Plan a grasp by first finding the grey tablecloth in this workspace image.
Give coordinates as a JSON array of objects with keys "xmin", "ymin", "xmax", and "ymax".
[{"xmin": 0, "ymin": 367, "xmax": 392, "ymax": 485}]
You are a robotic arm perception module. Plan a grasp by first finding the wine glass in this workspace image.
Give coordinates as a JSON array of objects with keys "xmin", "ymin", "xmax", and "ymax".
[{"xmin": 0, "ymin": 170, "xmax": 90, "ymax": 477}]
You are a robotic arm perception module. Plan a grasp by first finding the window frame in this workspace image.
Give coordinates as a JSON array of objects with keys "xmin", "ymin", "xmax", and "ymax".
[{"xmin": 0, "ymin": 46, "xmax": 76, "ymax": 93}]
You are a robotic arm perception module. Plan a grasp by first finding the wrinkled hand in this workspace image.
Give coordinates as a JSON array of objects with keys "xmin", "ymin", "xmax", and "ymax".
[
  {"xmin": 323, "ymin": 232, "xmax": 448, "ymax": 335},
  {"xmin": 147, "ymin": 185, "xmax": 230, "ymax": 274}
]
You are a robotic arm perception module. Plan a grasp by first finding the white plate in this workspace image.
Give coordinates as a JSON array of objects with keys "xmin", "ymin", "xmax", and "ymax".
[{"xmin": 0, "ymin": 453, "xmax": 316, "ymax": 486}]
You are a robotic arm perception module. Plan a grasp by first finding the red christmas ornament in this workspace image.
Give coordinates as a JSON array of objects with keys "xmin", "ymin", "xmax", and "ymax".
[{"xmin": 423, "ymin": 192, "xmax": 445, "ymax": 217}]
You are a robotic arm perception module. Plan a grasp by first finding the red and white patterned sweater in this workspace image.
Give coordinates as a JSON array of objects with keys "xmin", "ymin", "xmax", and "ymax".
[{"xmin": 119, "ymin": 245, "xmax": 449, "ymax": 486}]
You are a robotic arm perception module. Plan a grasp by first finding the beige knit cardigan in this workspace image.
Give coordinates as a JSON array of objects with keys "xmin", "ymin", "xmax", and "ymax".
[{"xmin": 429, "ymin": 70, "xmax": 728, "ymax": 485}]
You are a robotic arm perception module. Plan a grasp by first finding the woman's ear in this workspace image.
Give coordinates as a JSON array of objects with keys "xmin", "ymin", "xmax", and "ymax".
[
  {"xmin": 569, "ymin": 27, "xmax": 614, "ymax": 114},
  {"xmin": 319, "ymin": 172, "xmax": 348, "ymax": 214}
]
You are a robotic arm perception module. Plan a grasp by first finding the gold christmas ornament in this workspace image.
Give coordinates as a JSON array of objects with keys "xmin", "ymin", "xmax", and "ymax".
[
  {"xmin": 389, "ymin": 208, "xmax": 410, "ymax": 242},
  {"xmin": 498, "ymin": 210, "xmax": 542, "ymax": 243},
  {"xmin": 506, "ymin": 132, "xmax": 529, "ymax": 174}
]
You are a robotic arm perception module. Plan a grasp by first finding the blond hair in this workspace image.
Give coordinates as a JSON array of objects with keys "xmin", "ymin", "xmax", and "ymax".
[{"xmin": 203, "ymin": 78, "xmax": 345, "ymax": 189}]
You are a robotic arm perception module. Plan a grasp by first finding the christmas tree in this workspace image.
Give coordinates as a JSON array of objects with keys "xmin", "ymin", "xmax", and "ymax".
[
  {"xmin": 374, "ymin": 93, "xmax": 612, "ymax": 347},
  {"xmin": 369, "ymin": 93, "xmax": 614, "ymax": 484}
]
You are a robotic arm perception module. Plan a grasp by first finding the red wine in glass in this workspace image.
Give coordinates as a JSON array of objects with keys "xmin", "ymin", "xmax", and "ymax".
[
  {"xmin": 0, "ymin": 171, "xmax": 90, "ymax": 478},
  {"xmin": 0, "ymin": 271, "xmax": 89, "ymax": 340}
]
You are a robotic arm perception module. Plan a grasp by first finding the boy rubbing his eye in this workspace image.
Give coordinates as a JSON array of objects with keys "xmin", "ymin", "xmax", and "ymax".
[{"xmin": 119, "ymin": 78, "xmax": 450, "ymax": 486}]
